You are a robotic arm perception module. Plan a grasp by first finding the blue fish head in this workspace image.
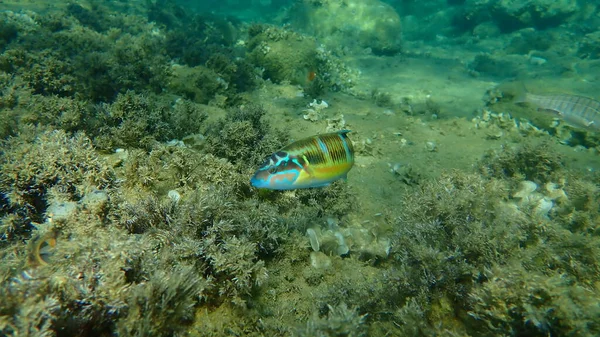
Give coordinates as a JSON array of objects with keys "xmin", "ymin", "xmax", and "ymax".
[{"xmin": 250, "ymin": 152, "xmax": 303, "ymax": 190}]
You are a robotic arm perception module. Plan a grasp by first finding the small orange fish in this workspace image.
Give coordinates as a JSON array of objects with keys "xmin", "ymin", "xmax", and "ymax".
[{"xmin": 307, "ymin": 70, "xmax": 317, "ymax": 82}]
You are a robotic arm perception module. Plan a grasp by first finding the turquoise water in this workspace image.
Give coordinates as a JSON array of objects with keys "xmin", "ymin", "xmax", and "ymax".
[{"xmin": 1, "ymin": 1, "xmax": 599, "ymax": 336}]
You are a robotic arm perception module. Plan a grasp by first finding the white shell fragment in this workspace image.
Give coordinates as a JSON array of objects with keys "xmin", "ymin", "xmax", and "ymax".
[
  {"xmin": 309, "ymin": 99, "xmax": 329, "ymax": 110},
  {"xmin": 306, "ymin": 228, "xmax": 320, "ymax": 252},
  {"xmin": 167, "ymin": 190, "xmax": 181, "ymax": 203}
]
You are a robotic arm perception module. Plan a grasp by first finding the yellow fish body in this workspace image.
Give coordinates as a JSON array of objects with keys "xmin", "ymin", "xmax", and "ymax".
[{"xmin": 250, "ymin": 130, "xmax": 354, "ymax": 190}]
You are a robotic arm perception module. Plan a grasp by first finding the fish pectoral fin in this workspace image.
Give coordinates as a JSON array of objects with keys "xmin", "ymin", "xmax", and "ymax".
[
  {"xmin": 300, "ymin": 155, "xmax": 316, "ymax": 177},
  {"xmin": 303, "ymin": 164, "xmax": 316, "ymax": 177}
]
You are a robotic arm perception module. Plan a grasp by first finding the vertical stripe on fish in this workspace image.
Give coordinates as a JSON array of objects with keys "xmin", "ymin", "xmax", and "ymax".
[{"xmin": 250, "ymin": 130, "xmax": 355, "ymax": 190}]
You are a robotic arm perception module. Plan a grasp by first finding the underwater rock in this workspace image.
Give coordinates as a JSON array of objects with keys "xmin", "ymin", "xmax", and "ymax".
[
  {"xmin": 511, "ymin": 179, "xmax": 569, "ymax": 218},
  {"xmin": 493, "ymin": 0, "xmax": 578, "ymax": 31},
  {"xmin": 81, "ymin": 190, "xmax": 109, "ymax": 206},
  {"xmin": 462, "ymin": 0, "xmax": 578, "ymax": 33},
  {"xmin": 247, "ymin": 26, "xmax": 319, "ymax": 85},
  {"xmin": 425, "ymin": 141, "xmax": 438, "ymax": 152},
  {"xmin": 303, "ymin": 109, "xmax": 320, "ymax": 122},
  {"xmin": 544, "ymin": 182, "xmax": 568, "ymax": 203},
  {"xmin": 294, "ymin": 0, "xmax": 402, "ymax": 55},
  {"xmin": 334, "ymin": 232, "xmax": 349, "ymax": 255},
  {"xmin": 306, "ymin": 220, "xmax": 391, "ymax": 260},
  {"xmin": 326, "ymin": 114, "xmax": 346, "ymax": 132},
  {"xmin": 578, "ymin": 31, "xmax": 600, "ymax": 59},
  {"xmin": 534, "ymin": 197, "xmax": 554, "ymax": 217},
  {"xmin": 80, "ymin": 190, "xmax": 110, "ymax": 217},
  {"xmin": 345, "ymin": 227, "xmax": 391, "ymax": 259},
  {"xmin": 513, "ymin": 180, "xmax": 538, "ymax": 199},
  {"xmin": 46, "ymin": 201, "xmax": 77, "ymax": 224},
  {"xmin": 106, "ymin": 148, "xmax": 129, "ymax": 168}
]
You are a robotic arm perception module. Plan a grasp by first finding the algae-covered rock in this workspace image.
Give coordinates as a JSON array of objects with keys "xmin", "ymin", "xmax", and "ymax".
[
  {"xmin": 168, "ymin": 64, "xmax": 226, "ymax": 104},
  {"xmin": 578, "ymin": 31, "xmax": 600, "ymax": 59},
  {"xmin": 462, "ymin": 0, "xmax": 578, "ymax": 33},
  {"xmin": 247, "ymin": 24, "xmax": 358, "ymax": 93},
  {"xmin": 294, "ymin": 0, "xmax": 402, "ymax": 55},
  {"xmin": 494, "ymin": 0, "xmax": 577, "ymax": 31},
  {"xmin": 247, "ymin": 25, "xmax": 319, "ymax": 85}
]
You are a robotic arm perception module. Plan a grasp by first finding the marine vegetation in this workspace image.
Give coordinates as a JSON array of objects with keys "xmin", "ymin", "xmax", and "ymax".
[
  {"xmin": 246, "ymin": 24, "xmax": 358, "ymax": 95},
  {"xmin": 0, "ymin": 129, "xmax": 115, "ymax": 241},
  {"xmin": 205, "ymin": 103, "xmax": 288, "ymax": 166},
  {"xmin": 385, "ymin": 146, "xmax": 600, "ymax": 336}
]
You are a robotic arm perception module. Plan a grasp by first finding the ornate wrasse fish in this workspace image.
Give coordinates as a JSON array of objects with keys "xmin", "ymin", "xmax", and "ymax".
[{"xmin": 250, "ymin": 130, "xmax": 354, "ymax": 190}]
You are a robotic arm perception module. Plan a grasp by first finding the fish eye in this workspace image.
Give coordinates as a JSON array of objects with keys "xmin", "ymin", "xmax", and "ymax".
[{"xmin": 268, "ymin": 167, "xmax": 277, "ymax": 174}]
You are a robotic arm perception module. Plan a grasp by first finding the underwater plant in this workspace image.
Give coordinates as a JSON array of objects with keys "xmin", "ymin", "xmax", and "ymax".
[
  {"xmin": 206, "ymin": 103, "xmax": 287, "ymax": 166},
  {"xmin": 480, "ymin": 141, "xmax": 564, "ymax": 184},
  {"xmin": 0, "ymin": 130, "xmax": 115, "ymax": 240}
]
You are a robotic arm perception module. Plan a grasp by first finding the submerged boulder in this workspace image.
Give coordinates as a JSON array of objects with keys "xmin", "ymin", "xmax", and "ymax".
[
  {"xmin": 293, "ymin": 0, "xmax": 402, "ymax": 55},
  {"xmin": 459, "ymin": 0, "xmax": 579, "ymax": 33}
]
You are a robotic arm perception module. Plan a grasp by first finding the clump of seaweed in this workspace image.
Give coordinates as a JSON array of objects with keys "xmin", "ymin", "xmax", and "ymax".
[
  {"xmin": 21, "ymin": 51, "xmax": 77, "ymax": 97},
  {"xmin": 0, "ymin": 217, "xmax": 207, "ymax": 337},
  {"xmin": 0, "ymin": 19, "xmax": 18, "ymax": 50},
  {"xmin": 298, "ymin": 303, "xmax": 368, "ymax": 337},
  {"xmin": 163, "ymin": 13, "xmax": 239, "ymax": 67},
  {"xmin": 153, "ymin": 8, "xmax": 257, "ymax": 105},
  {"xmin": 468, "ymin": 263, "xmax": 600, "ymax": 336},
  {"xmin": 85, "ymin": 91, "xmax": 210, "ymax": 151},
  {"xmin": 392, "ymin": 171, "xmax": 516, "ymax": 298},
  {"xmin": 88, "ymin": 91, "xmax": 174, "ymax": 151},
  {"xmin": 168, "ymin": 64, "xmax": 230, "ymax": 105},
  {"xmin": 247, "ymin": 25, "xmax": 318, "ymax": 85},
  {"xmin": 480, "ymin": 142, "xmax": 564, "ymax": 184},
  {"xmin": 1, "ymin": 5, "xmax": 170, "ymax": 103},
  {"xmin": 116, "ymin": 264, "xmax": 207, "ymax": 336},
  {"xmin": 0, "ymin": 129, "xmax": 114, "ymax": 239},
  {"xmin": 385, "ymin": 162, "xmax": 600, "ymax": 336},
  {"xmin": 206, "ymin": 103, "xmax": 287, "ymax": 166},
  {"xmin": 0, "ymin": 3, "xmax": 371, "ymax": 336},
  {"xmin": 21, "ymin": 95, "xmax": 89, "ymax": 133}
]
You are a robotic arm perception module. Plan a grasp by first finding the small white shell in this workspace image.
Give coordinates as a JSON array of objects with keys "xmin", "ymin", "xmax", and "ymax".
[{"xmin": 167, "ymin": 190, "xmax": 181, "ymax": 203}]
